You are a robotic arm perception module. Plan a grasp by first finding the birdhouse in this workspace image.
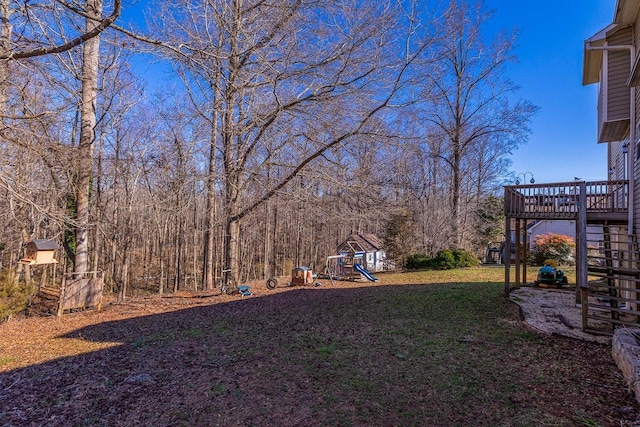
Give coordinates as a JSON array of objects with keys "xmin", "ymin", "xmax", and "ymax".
[{"xmin": 19, "ymin": 239, "xmax": 59, "ymax": 265}]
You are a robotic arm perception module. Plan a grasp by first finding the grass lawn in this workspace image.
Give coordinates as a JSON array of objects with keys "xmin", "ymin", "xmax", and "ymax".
[{"xmin": 0, "ymin": 267, "xmax": 637, "ymax": 426}]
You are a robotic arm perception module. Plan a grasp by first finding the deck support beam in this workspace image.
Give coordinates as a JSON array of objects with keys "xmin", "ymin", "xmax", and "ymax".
[
  {"xmin": 576, "ymin": 181, "xmax": 588, "ymax": 305},
  {"xmin": 504, "ymin": 209, "xmax": 511, "ymax": 296}
]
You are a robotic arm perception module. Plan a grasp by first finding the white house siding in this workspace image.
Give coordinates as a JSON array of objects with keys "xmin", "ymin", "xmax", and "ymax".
[
  {"xmin": 374, "ymin": 251, "xmax": 385, "ymax": 271},
  {"xmin": 595, "ymin": 26, "xmax": 632, "ymax": 142},
  {"xmin": 607, "ymin": 28, "xmax": 632, "ymax": 122},
  {"xmin": 366, "ymin": 251, "xmax": 374, "ymax": 271},
  {"xmin": 365, "ymin": 250, "xmax": 386, "ymax": 272}
]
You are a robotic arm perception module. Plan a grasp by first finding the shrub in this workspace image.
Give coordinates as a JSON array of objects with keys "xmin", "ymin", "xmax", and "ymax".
[
  {"xmin": 406, "ymin": 249, "xmax": 480, "ymax": 270},
  {"xmin": 0, "ymin": 270, "xmax": 31, "ymax": 321},
  {"xmin": 434, "ymin": 249, "xmax": 456, "ymax": 270},
  {"xmin": 530, "ymin": 233, "xmax": 575, "ymax": 266},
  {"xmin": 452, "ymin": 248, "xmax": 480, "ymax": 268},
  {"xmin": 405, "ymin": 254, "xmax": 433, "ymax": 270}
]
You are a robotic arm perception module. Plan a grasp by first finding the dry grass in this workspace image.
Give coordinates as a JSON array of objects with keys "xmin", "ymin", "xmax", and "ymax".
[{"xmin": 0, "ymin": 267, "xmax": 638, "ymax": 426}]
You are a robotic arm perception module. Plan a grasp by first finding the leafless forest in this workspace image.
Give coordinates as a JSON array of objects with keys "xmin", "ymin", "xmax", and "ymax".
[{"xmin": 0, "ymin": 0, "xmax": 536, "ymax": 299}]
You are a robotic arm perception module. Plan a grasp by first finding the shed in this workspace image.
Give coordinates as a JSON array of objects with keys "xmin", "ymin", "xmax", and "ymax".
[
  {"xmin": 19, "ymin": 239, "xmax": 59, "ymax": 265},
  {"xmin": 336, "ymin": 234, "xmax": 387, "ymax": 272}
]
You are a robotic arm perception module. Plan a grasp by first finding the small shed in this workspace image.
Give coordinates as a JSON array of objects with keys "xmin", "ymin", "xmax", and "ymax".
[
  {"xmin": 336, "ymin": 234, "xmax": 387, "ymax": 272},
  {"xmin": 19, "ymin": 239, "xmax": 59, "ymax": 265}
]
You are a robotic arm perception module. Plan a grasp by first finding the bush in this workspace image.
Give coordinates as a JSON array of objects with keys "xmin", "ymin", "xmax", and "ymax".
[
  {"xmin": 405, "ymin": 249, "xmax": 480, "ymax": 270},
  {"xmin": 0, "ymin": 270, "xmax": 31, "ymax": 321},
  {"xmin": 433, "ymin": 249, "xmax": 480, "ymax": 270},
  {"xmin": 530, "ymin": 233, "xmax": 575, "ymax": 266},
  {"xmin": 434, "ymin": 249, "xmax": 456, "ymax": 270},
  {"xmin": 405, "ymin": 254, "xmax": 433, "ymax": 270},
  {"xmin": 452, "ymin": 248, "xmax": 480, "ymax": 268}
]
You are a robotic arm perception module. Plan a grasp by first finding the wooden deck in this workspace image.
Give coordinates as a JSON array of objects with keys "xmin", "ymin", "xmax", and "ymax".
[
  {"xmin": 504, "ymin": 180, "xmax": 638, "ymax": 336},
  {"xmin": 505, "ymin": 180, "xmax": 628, "ymax": 221}
]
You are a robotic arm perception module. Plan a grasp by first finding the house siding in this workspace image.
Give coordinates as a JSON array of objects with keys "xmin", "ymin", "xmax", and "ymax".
[
  {"xmin": 607, "ymin": 28, "xmax": 632, "ymax": 121},
  {"xmin": 628, "ymin": 123, "xmax": 640, "ymax": 237},
  {"xmin": 612, "ymin": 140, "xmax": 626, "ymax": 181}
]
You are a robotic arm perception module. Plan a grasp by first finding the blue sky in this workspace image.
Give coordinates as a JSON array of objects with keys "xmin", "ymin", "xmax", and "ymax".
[{"xmin": 489, "ymin": 0, "xmax": 615, "ymax": 184}]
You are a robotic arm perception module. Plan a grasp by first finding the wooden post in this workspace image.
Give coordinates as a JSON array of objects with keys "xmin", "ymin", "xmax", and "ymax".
[
  {"xmin": 515, "ymin": 219, "xmax": 521, "ymax": 287},
  {"xmin": 38, "ymin": 266, "xmax": 47, "ymax": 293},
  {"xmin": 576, "ymin": 182, "xmax": 587, "ymax": 306},
  {"xmin": 627, "ymin": 235, "xmax": 637, "ymax": 323},
  {"xmin": 57, "ymin": 273, "xmax": 66, "ymax": 317},
  {"xmin": 523, "ymin": 219, "xmax": 528, "ymax": 284},
  {"xmin": 504, "ymin": 214, "xmax": 511, "ymax": 296},
  {"xmin": 581, "ymin": 287, "xmax": 589, "ymax": 330},
  {"xmin": 57, "ymin": 256, "xmax": 68, "ymax": 317},
  {"xmin": 601, "ymin": 224, "xmax": 619, "ymax": 321}
]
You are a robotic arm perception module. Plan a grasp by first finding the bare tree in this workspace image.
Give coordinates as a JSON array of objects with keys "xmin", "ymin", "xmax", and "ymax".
[
  {"xmin": 0, "ymin": 0, "xmax": 121, "ymax": 61},
  {"xmin": 139, "ymin": 0, "xmax": 429, "ymax": 287},
  {"xmin": 73, "ymin": 0, "xmax": 105, "ymax": 274},
  {"xmin": 421, "ymin": 1, "xmax": 536, "ymax": 247},
  {"xmin": 0, "ymin": 0, "xmax": 122, "ymax": 278},
  {"xmin": 0, "ymin": 0, "xmax": 540, "ymax": 300}
]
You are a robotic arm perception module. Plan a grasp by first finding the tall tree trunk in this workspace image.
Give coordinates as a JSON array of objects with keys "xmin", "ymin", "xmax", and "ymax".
[
  {"xmin": 271, "ymin": 204, "xmax": 279, "ymax": 277},
  {"xmin": 173, "ymin": 216, "xmax": 182, "ymax": 292},
  {"xmin": 203, "ymin": 105, "xmax": 218, "ymax": 290},
  {"xmin": 452, "ymin": 141, "xmax": 461, "ymax": 248},
  {"xmin": 75, "ymin": 0, "xmax": 103, "ymax": 274},
  {"xmin": 263, "ymin": 200, "xmax": 271, "ymax": 279},
  {"xmin": 0, "ymin": 0, "xmax": 11, "ymax": 117},
  {"xmin": 225, "ymin": 218, "xmax": 240, "ymax": 289}
]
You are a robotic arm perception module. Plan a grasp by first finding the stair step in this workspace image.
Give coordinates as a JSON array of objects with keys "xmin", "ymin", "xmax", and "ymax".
[{"xmin": 588, "ymin": 266, "xmax": 640, "ymax": 277}]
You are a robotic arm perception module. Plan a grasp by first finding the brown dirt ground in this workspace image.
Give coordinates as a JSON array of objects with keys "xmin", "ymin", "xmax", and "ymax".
[
  {"xmin": 1, "ymin": 278, "xmax": 639, "ymax": 426},
  {"xmin": 509, "ymin": 286, "xmax": 611, "ymax": 344}
]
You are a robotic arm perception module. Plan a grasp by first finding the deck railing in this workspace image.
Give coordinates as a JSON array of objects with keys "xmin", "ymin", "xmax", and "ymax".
[{"xmin": 505, "ymin": 180, "xmax": 628, "ymax": 219}]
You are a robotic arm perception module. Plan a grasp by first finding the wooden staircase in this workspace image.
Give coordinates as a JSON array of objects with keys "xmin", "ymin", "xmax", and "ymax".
[{"xmin": 582, "ymin": 223, "xmax": 640, "ymax": 335}]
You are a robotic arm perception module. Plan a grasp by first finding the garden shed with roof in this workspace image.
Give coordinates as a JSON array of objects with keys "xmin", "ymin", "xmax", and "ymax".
[{"xmin": 336, "ymin": 234, "xmax": 387, "ymax": 273}]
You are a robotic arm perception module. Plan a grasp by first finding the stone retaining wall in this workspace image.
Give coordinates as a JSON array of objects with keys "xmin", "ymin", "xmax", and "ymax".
[{"xmin": 612, "ymin": 328, "xmax": 640, "ymax": 404}]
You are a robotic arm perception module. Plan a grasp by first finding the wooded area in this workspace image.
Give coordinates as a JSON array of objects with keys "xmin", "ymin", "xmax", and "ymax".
[{"xmin": 0, "ymin": 0, "xmax": 536, "ymax": 299}]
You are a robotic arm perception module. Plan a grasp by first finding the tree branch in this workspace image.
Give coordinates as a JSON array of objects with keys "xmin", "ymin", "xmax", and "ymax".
[{"xmin": 0, "ymin": 0, "xmax": 121, "ymax": 60}]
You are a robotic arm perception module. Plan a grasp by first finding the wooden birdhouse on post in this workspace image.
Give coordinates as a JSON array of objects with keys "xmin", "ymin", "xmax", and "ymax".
[{"xmin": 19, "ymin": 239, "xmax": 59, "ymax": 265}]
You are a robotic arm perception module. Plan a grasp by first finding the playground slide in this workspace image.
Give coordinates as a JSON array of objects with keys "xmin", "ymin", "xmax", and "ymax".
[{"xmin": 354, "ymin": 263, "xmax": 377, "ymax": 282}]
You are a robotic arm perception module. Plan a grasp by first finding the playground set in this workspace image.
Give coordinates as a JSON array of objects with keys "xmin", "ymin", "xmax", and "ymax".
[
  {"xmin": 321, "ymin": 247, "xmax": 378, "ymax": 285},
  {"xmin": 265, "ymin": 241, "xmax": 379, "ymax": 290},
  {"xmin": 321, "ymin": 254, "xmax": 376, "ymax": 282}
]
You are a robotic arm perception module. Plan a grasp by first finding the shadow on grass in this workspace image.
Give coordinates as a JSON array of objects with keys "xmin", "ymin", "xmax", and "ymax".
[{"xmin": 0, "ymin": 282, "xmax": 637, "ymax": 426}]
